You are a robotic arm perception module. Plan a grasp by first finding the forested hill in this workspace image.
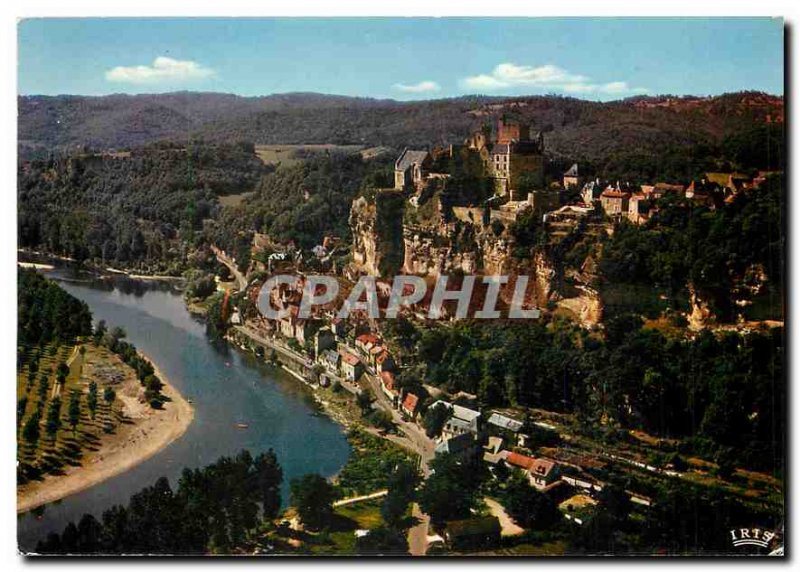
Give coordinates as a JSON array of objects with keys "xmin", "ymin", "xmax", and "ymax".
[{"xmin": 19, "ymin": 91, "xmax": 784, "ymax": 173}]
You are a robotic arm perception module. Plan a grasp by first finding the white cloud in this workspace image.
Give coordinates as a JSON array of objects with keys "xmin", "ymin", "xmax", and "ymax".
[
  {"xmin": 105, "ymin": 56, "xmax": 215, "ymax": 84},
  {"xmin": 462, "ymin": 63, "xmax": 647, "ymax": 96},
  {"xmin": 392, "ymin": 80, "xmax": 441, "ymax": 94}
]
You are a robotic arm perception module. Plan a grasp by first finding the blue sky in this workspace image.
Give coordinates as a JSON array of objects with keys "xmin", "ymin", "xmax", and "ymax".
[{"xmin": 18, "ymin": 18, "xmax": 784, "ymax": 100}]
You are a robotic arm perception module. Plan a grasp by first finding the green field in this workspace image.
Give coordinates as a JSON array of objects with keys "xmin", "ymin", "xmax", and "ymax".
[{"xmin": 254, "ymin": 144, "xmax": 364, "ymax": 169}]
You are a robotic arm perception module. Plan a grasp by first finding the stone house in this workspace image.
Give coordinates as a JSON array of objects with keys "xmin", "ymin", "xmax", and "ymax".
[
  {"xmin": 394, "ymin": 149, "xmax": 432, "ymax": 191},
  {"xmin": 340, "ymin": 351, "xmax": 363, "ymax": 382},
  {"xmin": 599, "ymin": 188, "xmax": 630, "ymax": 217}
]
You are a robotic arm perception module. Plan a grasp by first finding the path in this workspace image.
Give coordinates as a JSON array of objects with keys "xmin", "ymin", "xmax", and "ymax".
[
  {"xmin": 484, "ymin": 497, "xmax": 524, "ymax": 537},
  {"xmin": 333, "ymin": 489, "xmax": 388, "ymax": 508},
  {"xmin": 212, "ymin": 245, "xmax": 247, "ymax": 291}
]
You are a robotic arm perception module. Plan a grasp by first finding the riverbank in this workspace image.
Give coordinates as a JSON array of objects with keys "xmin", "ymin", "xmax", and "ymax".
[
  {"xmin": 17, "ymin": 351, "xmax": 194, "ymax": 514},
  {"xmin": 17, "ymin": 249, "xmax": 186, "ymax": 283}
]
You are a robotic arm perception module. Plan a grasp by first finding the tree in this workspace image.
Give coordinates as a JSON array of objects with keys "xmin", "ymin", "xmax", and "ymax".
[
  {"xmin": 93, "ymin": 320, "xmax": 107, "ymax": 345},
  {"xmin": 289, "ymin": 474, "xmax": 337, "ymax": 530},
  {"xmin": 502, "ymin": 473, "xmax": 560, "ymax": 530},
  {"xmin": 17, "ymin": 397, "xmax": 28, "ymax": 426},
  {"xmin": 45, "ymin": 396, "xmax": 62, "ymax": 441},
  {"xmin": 68, "ymin": 391, "xmax": 81, "ymax": 435},
  {"xmin": 355, "ymin": 526, "xmax": 409, "ymax": 555},
  {"xmin": 381, "ymin": 462, "xmax": 420, "ymax": 529},
  {"xmin": 356, "ymin": 390, "xmax": 373, "ymax": 416},
  {"xmin": 22, "ymin": 411, "xmax": 41, "ymax": 446},
  {"xmin": 37, "ymin": 374, "xmax": 50, "ymax": 402},
  {"xmin": 253, "ymin": 449, "xmax": 283, "ymax": 520},
  {"xmin": 56, "ymin": 361, "xmax": 70, "ymax": 384},
  {"xmin": 369, "ymin": 410, "xmax": 394, "ymax": 433},
  {"xmin": 597, "ymin": 480, "xmax": 632, "ymax": 527},
  {"xmin": 103, "ymin": 386, "xmax": 116, "ymax": 406},
  {"xmin": 87, "ymin": 382, "xmax": 98, "ymax": 420},
  {"xmin": 418, "ymin": 452, "xmax": 486, "ymax": 527},
  {"xmin": 422, "ymin": 403, "xmax": 451, "ymax": 439}
]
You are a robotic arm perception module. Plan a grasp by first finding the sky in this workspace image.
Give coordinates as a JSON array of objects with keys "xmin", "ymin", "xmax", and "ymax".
[{"xmin": 17, "ymin": 18, "xmax": 784, "ymax": 101}]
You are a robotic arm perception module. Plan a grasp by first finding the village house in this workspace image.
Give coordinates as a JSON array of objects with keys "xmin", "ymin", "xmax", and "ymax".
[
  {"xmin": 394, "ymin": 149, "xmax": 432, "ymax": 191},
  {"xmin": 379, "ymin": 371, "xmax": 400, "ymax": 406},
  {"xmin": 563, "ymin": 163, "xmax": 580, "ymax": 189},
  {"xmin": 375, "ymin": 350, "xmax": 395, "ymax": 374},
  {"xmin": 599, "ymin": 187, "xmax": 630, "ymax": 217},
  {"xmin": 314, "ymin": 328, "xmax": 336, "ymax": 358},
  {"xmin": 482, "ymin": 436, "xmax": 505, "ymax": 464},
  {"xmin": 317, "ymin": 348, "xmax": 341, "ymax": 375},
  {"xmin": 434, "ymin": 431, "xmax": 477, "ymax": 459},
  {"xmin": 340, "ymin": 351, "xmax": 363, "ymax": 382},
  {"xmin": 368, "ymin": 345, "xmax": 386, "ymax": 369},
  {"xmin": 431, "ymin": 401, "xmax": 481, "ymax": 440},
  {"xmin": 530, "ymin": 458, "xmax": 560, "ymax": 490},
  {"xmin": 627, "ymin": 193, "xmax": 652, "ymax": 225},
  {"xmin": 505, "ymin": 451, "xmax": 537, "ymax": 472},
  {"xmin": 401, "ymin": 392, "xmax": 420, "ymax": 420},
  {"xmin": 580, "ymin": 180, "xmax": 603, "ymax": 205},
  {"xmin": 355, "ymin": 333, "xmax": 382, "ymax": 356},
  {"xmin": 486, "ymin": 412, "xmax": 523, "ymax": 435},
  {"xmin": 641, "ymin": 182, "xmax": 685, "ymax": 200},
  {"xmin": 503, "ymin": 452, "xmax": 560, "ymax": 489}
]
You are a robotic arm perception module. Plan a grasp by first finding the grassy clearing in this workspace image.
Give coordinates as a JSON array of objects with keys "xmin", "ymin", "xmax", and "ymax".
[
  {"xmin": 307, "ymin": 500, "xmax": 384, "ymax": 555},
  {"xmin": 218, "ymin": 192, "xmax": 255, "ymax": 208},
  {"xmin": 254, "ymin": 144, "xmax": 363, "ymax": 169},
  {"xmin": 334, "ymin": 428, "xmax": 413, "ymax": 497}
]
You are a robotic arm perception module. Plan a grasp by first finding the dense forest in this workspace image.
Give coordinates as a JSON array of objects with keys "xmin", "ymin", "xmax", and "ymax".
[
  {"xmin": 208, "ymin": 151, "xmax": 394, "ymax": 260},
  {"xmin": 34, "ymin": 449, "xmax": 283, "ymax": 554},
  {"xmin": 19, "ymin": 91, "xmax": 783, "ymax": 179},
  {"xmin": 405, "ymin": 316, "xmax": 784, "ymax": 476},
  {"xmin": 600, "ymin": 175, "xmax": 785, "ymax": 319},
  {"xmin": 17, "ymin": 141, "xmax": 266, "ymax": 272},
  {"xmin": 17, "ymin": 269, "xmax": 92, "ymax": 346}
]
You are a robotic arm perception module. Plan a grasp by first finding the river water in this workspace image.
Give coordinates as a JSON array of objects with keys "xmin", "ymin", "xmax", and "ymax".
[{"xmin": 17, "ymin": 271, "xmax": 351, "ymax": 551}]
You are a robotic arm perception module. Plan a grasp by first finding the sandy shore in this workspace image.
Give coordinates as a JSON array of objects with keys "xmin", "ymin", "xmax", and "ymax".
[{"xmin": 17, "ymin": 352, "xmax": 194, "ymax": 514}]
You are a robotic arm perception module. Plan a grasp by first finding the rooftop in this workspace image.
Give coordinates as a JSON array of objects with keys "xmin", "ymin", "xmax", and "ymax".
[
  {"xmin": 432, "ymin": 400, "xmax": 481, "ymax": 423},
  {"xmin": 506, "ymin": 451, "xmax": 536, "ymax": 471},
  {"xmin": 395, "ymin": 148, "xmax": 430, "ymax": 172},
  {"xmin": 487, "ymin": 412, "xmax": 523, "ymax": 433}
]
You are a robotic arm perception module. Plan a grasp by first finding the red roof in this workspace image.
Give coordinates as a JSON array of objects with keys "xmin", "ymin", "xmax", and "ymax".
[
  {"xmin": 600, "ymin": 189, "xmax": 630, "ymax": 199},
  {"xmin": 402, "ymin": 393, "xmax": 419, "ymax": 413},
  {"xmin": 380, "ymin": 371, "xmax": 397, "ymax": 392},
  {"xmin": 531, "ymin": 458, "xmax": 556, "ymax": 477},
  {"xmin": 356, "ymin": 333, "xmax": 381, "ymax": 345},
  {"xmin": 341, "ymin": 352, "xmax": 360, "ymax": 366},
  {"xmin": 506, "ymin": 452, "xmax": 536, "ymax": 471}
]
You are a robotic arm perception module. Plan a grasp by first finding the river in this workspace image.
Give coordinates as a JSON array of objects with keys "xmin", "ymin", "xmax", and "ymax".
[{"xmin": 17, "ymin": 271, "xmax": 351, "ymax": 551}]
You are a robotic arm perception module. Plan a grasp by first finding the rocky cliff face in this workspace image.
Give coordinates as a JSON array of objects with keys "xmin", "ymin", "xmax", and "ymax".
[
  {"xmin": 687, "ymin": 283, "xmax": 716, "ymax": 331},
  {"xmin": 349, "ymin": 191, "xmax": 406, "ymax": 277},
  {"xmin": 349, "ymin": 190, "xmax": 604, "ymax": 327}
]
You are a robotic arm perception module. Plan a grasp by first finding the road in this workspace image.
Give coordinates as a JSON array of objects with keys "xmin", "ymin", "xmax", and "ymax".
[
  {"xmin": 408, "ymin": 503, "xmax": 431, "ymax": 557},
  {"xmin": 212, "ymin": 245, "xmax": 247, "ymax": 290},
  {"xmin": 362, "ymin": 371, "xmax": 436, "ymax": 556},
  {"xmin": 364, "ymin": 371, "xmax": 435, "ymax": 477}
]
